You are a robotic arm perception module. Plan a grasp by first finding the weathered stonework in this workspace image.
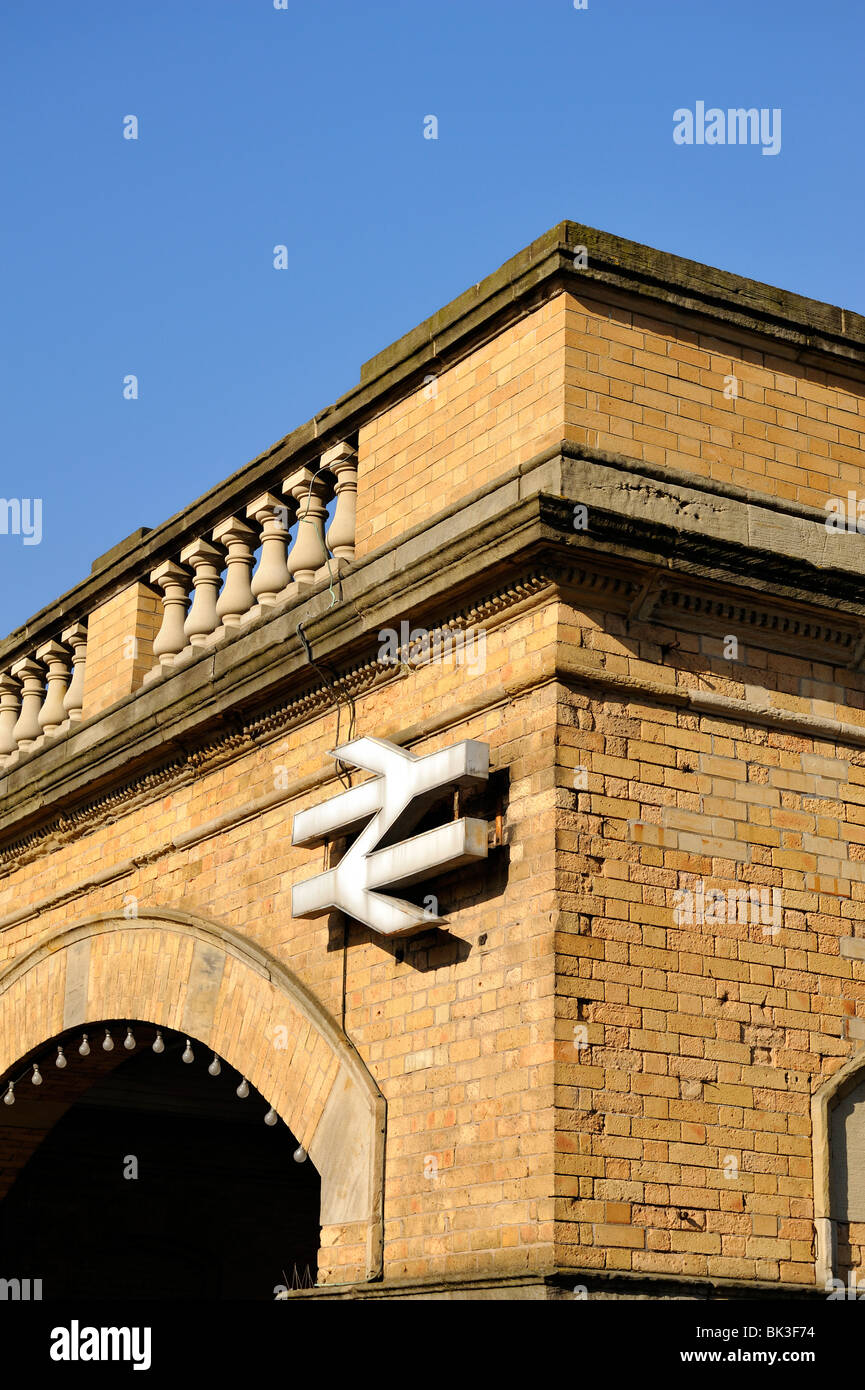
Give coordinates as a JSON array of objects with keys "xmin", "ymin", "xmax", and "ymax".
[{"xmin": 1, "ymin": 221, "xmax": 865, "ymax": 1297}]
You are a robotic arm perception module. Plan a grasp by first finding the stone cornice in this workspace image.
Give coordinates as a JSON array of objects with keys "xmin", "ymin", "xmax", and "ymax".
[
  {"xmin": 0, "ymin": 640, "xmax": 536, "ymax": 891},
  {"xmin": 0, "ymin": 572, "xmax": 551, "ymax": 870},
  {"xmin": 9, "ymin": 629, "xmax": 865, "ymax": 890},
  {"xmin": 557, "ymin": 448, "xmax": 865, "ymax": 614},
  {"xmin": 4, "ymin": 443, "xmax": 865, "ymax": 857}
]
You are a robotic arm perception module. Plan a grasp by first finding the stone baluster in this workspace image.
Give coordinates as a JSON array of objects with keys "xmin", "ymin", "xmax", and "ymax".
[
  {"xmin": 323, "ymin": 442, "xmax": 358, "ymax": 566},
  {"xmin": 212, "ymin": 518, "xmax": 257, "ymax": 626},
  {"xmin": 61, "ymin": 623, "xmax": 88, "ymax": 722},
  {"xmin": 0, "ymin": 674, "xmax": 21, "ymax": 756},
  {"xmin": 10, "ymin": 658, "xmax": 45, "ymax": 750},
  {"xmin": 247, "ymin": 493, "xmax": 293, "ymax": 605},
  {"xmin": 283, "ymin": 467, "xmax": 329, "ymax": 585},
  {"xmin": 36, "ymin": 640, "xmax": 71, "ymax": 735},
  {"xmin": 150, "ymin": 560, "xmax": 193, "ymax": 664},
  {"xmin": 181, "ymin": 539, "xmax": 225, "ymax": 646}
]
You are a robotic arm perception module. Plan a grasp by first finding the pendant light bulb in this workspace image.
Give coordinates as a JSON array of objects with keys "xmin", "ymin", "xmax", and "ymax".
[
  {"xmin": 31, "ymin": 1064, "xmax": 42, "ymax": 1086},
  {"xmin": 207, "ymin": 1055, "xmax": 221, "ymax": 1077},
  {"xmin": 79, "ymin": 1034, "xmax": 90, "ymax": 1057},
  {"xmin": 102, "ymin": 1029, "xmax": 114, "ymax": 1052},
  {"xmin": 293, "ymin": 1145, "xmax": 307, "ymax": 1164},
  {"xmin": 3, "ymin": 1083, "xmax": 14, "ymax": 1106},
  {"xmin": 152, "ymin": 1031, "xmax": 165, "ymax": 1054},
  {"xmin": 264, "ymin": 1107, "xmax": 278, "ymax": 1126},
  {"xmin": 124, "ymin": 1028, "xmax": 136, "ymax": 1050},
  {"xmin": 182, "ymin": 1040, "xmax": 194, "ymax": 1064},
  {"xmin": 236, "ymin": 1079, "xmax": 250, "ymax": 1099},
  {"xmin": 55, "ymin": 1046, "xmax": 67, "ymax": 1069}
]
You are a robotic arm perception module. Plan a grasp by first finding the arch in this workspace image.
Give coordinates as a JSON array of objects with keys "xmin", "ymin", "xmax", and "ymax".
[
  {"xmin": 0, "ymin": 908, "xmax": 385, "ymax": 1283},
  {"xmin": 812, "ymin": 1046, "xmax": 865, "ymax": 1289}
]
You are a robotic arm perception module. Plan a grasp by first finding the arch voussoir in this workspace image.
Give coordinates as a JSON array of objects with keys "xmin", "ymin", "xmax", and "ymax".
[{"xmin": 0, "ymin": 909, "xmax": 385, "ymax": 1283}]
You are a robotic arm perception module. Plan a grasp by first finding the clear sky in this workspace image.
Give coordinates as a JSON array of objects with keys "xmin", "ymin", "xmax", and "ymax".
[{"xmin": 2, "ymin": 0, "xmax": 863, "ymax": 637}]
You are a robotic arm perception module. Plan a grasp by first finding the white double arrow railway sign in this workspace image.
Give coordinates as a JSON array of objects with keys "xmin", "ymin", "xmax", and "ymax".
[{"xmin": 291, "ymin": 736, "xmax": 489, "ymax": 936}]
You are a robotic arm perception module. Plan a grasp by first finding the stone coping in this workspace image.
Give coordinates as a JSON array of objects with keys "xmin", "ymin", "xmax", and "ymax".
[{"xmin": 3, "ymin": 220, "xmax": 864, "ymax": 667}]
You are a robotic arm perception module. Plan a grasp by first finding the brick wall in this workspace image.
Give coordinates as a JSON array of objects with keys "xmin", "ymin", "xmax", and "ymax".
[
  {"xmin": 563, "ymin": 291, "xmax": 865, "ymax": 510},
  {"xmin": 81, "ymin": 582, "xmax": 161, "ymax": 720},
  {"xmin": 2, "ymin": 231, "xmax": 865, "ymax": 1294},
  {"xmin": 0, "ymin": 602, "xmax": 561, "ymax": 1284},
  {"xmin": 355, "ymin": 282, "xmax": 865, "ymax": 566},
  {"xmin": 554, "ymin": 592, "xmax": 865, "ymax": 1286},
  {"xmin": 356, "ymin": 298, "xmax": 566, "ymax": 557}
]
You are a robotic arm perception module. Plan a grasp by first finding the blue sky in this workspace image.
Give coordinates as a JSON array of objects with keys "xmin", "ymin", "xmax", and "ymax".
[{"xmin": 1, "ymin": 0, "xmax": 862, "ymax": 636}]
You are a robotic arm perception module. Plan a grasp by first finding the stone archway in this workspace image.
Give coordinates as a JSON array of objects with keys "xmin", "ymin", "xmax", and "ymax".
[{"xmin": 0, "ymin": 909, "xmax": 385, "ymax": 1284}]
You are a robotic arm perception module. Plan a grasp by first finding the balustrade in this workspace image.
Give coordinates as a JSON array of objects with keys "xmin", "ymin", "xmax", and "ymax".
[
  {"xmin": 247, "ymin": 494, "xmax": 292, "ymax": 604},
  {"xmin": 36, "ymin": 641, "xmax": 71, "ymax": 734},
  {"xmin": 10, "ymin": 658, "xmax": 45, "ymax": 751},
  {"xmin": 323, "ymin": 442, "xmax": 357, "ymax": 566},
  {"xmin": 0, "ymin": 675, "xmax": 20, "ymax": 756},
  {"xmin": 62, "ymin": 623, "xmax": 87, "ymax": 722},
  {"xmin": 0, "ymin": 440, "xmax": 358, "ymax": 765},
  {"xmin": 181, "ymin": 540, "xmax": 224, "ymax": 646},
  {"xmin": 212, "ymin": 518, "xmax": 257, "ymax": 626},
  {"xmin": 283, "ymin": 468, "xmax": 330, "ymax": 585},
  {"xmin": 150, "ymin": 561, "xmax": 194, "ymax": 666}
]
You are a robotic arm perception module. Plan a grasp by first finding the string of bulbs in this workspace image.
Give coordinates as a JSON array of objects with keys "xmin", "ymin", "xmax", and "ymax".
[{"xmin": 0, "ymin": 1026, "xmax": 308, "ymax": 1161}]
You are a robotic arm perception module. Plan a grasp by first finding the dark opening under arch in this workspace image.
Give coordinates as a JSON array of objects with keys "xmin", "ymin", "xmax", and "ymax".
[{"xmin": 0, "ymin": 1022, "xmax": 321, "ymax": 1299}]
